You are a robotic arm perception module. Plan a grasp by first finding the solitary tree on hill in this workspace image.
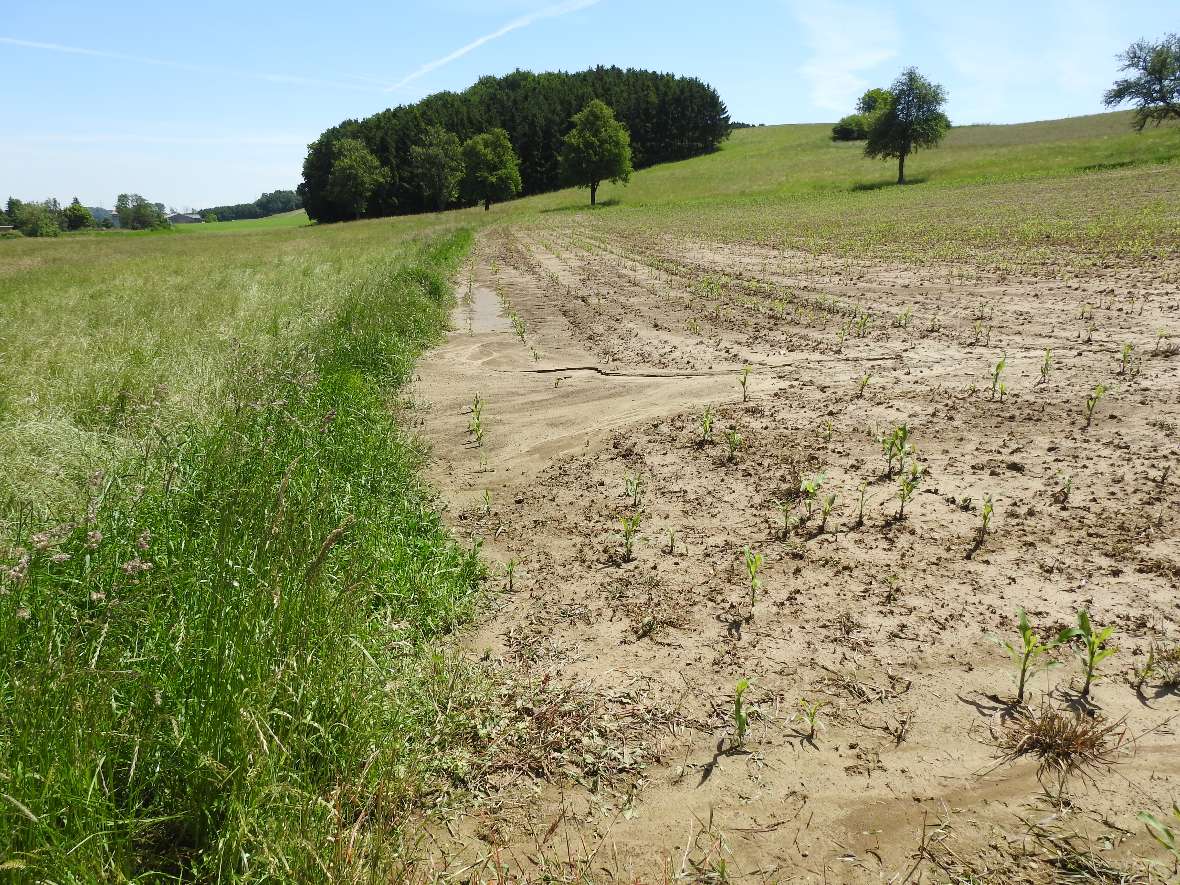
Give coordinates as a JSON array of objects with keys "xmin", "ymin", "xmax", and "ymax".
[
  {"xmin": 460, "ymin": 129, "xmax": 522, "ymax": 211},
  {"xmin": 1104, "ymin": 34, "xmax": 1180, "ymax": 130},
  {"xmin": 411, "ymin": 125, "xmax": 464, "ymax": 211},
  {"xmin": 326, "ymin": 138, "xmax": 388, "ymax": 220},
  {"xmin": 559, "ymin": 99, "xmax": 633, "ymax": 206},
  {"xmin": 865, "ymin": 68, "xmax": 949, "ymax": 184}
]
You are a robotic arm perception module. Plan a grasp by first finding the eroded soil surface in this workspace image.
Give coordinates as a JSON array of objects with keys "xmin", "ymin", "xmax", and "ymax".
[{"xmin": 410, "ymin": 224, "xmax": 1180, "ymax": 882}]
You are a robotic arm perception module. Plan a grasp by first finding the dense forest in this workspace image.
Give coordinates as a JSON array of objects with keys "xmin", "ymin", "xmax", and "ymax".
[{"xmin": 299, "ymin": 66, "xmax": 731, "ymax": 222}]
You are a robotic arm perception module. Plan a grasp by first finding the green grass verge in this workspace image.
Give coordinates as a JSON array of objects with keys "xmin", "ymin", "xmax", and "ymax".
[{"xmin": 0, "ymin": 230, "xmax": 485, "ymax": 880}]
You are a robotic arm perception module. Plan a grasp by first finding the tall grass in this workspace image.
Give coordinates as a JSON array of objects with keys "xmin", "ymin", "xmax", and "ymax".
[{"xmin": 0, "ymin": 230, "xmax": 485, "ymax": 880}]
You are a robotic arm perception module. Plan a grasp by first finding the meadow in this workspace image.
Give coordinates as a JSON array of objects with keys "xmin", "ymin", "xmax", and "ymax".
[{"xmin": 1, "ymin": 109, "xmax": 1179, "ymax": 881}]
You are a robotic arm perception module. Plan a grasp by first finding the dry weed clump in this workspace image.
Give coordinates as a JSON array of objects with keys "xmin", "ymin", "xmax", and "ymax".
[{"xmin": 990, "ymin": 702, "xmax": 1130, "ymax": 790}]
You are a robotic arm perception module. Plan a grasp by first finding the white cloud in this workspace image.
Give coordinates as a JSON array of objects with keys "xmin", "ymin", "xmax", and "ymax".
[
  {"xmin": 790, "ymin": 0, "xmax": 900, "ymax": 113},
  {"xmin": 387, "ymin": 0, "xmax": 602, "ymax": 91}
]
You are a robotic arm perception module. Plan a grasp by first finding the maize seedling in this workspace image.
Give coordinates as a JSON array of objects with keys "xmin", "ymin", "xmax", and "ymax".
[
  {"xmin": 619, "ymin": 513, "xmax": 642, "ymax": 562},
  {"xmin": 990, "ymin": 354, "xmax": 1007, "ymax": 400},
  {"xmin": 1083, "ymin": 383, "xmax": 1106, "ymax": 428},
  {"xmin": 855, "ymin": 482, "xmax": 869, "ymax": 527},
  {"xmin": 739, "ymin": 364, "xmax": 752, "ymax": 403},
  {"xmin": 1064, "ymin": 609, "xmax": 1116, "ymax": 700},
  {"xmin": 1138, "ymin": 806, "xmax": 1180, "ymax": 863},
  {"xmin": 795, "ymin": 699, "xmax": 829, "ymax": 740},
  {"xmin": 775, "ymin": 499, "xmax": 796, "ymax": 537},
  {"xmin": 725, "ymin": 428, "xmax": 743, "ymax": 462},
  {"xmin": 992, "ymin": 609, "xmax": 1073, "ymax": 705},
  {"xmin": 733, "ymin": 679, "xmax": 751, "ymax": 746},
  {"xmin": 896, "ymin": 462, "xmax": 923, "ymax": 519},
  {"xmin": 1038, "ymin": 348, "xmax": 1052, "ymax": 385},
  {"xmin": 881, "ymin": 425, "xmax": 911, "ymax": 478},
  {"xmin": 505, "ymin": 558, "xmax": 517, "ymax": 591},
  {"xmin": 700, "ymin": 406, "xmax": 715, "ymax": 445},
  {"xmin": 744, "ymin": 547, "xmax": 763, "ymax": 609},
  {"xmin": 1052, "ymin": 473, "xmax": 1072, "ymax": 506},
  {"xmin": 820, "ymin": 493, "xmax": 837, "ymax": 532},
  {"xmin": 895, "ymin": 306, "xmax": 913, "ymax": 329},
  {"xmin": 482, "ymin": 489, "xmax": 492, "ymax": 516},
  {"xmin": 665, "ymin": 528, "xmax": 676, "ymax": 554},
  {"xmin": 1119, "ymin": 343, "xmax": 1133, "ymax": 377},
  {"xmin": 799, "ymin": 473, "xmax": 826, "ymax": 521},
  {"xmin": 857, "ymin": 372, "xmax": 871, "ymax": 398},
  {"xmin": 625, "ymin": 473, "xmax": 645, "ymax": 509}
]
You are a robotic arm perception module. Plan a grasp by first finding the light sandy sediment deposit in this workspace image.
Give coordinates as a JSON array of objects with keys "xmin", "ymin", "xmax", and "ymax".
[{"xmin": 414, "ymin": 222, "xmax": 1180, "ymax": 880}]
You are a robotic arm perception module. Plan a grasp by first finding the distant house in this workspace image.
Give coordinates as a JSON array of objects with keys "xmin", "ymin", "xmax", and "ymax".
[{"xmin": 168, "ymin": 213, "xmax": 204, "ymax": 224}]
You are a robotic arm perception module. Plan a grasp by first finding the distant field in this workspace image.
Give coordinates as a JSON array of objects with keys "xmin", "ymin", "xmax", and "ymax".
[{"xmin": 179, "ymin": 208, "xmax": 310, "ymax": 231}]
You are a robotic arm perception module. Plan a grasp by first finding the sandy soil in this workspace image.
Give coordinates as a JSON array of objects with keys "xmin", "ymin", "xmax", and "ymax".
[{"xmin": 410, "ymin": 224, "xmax": 1180, "ymax": 882}]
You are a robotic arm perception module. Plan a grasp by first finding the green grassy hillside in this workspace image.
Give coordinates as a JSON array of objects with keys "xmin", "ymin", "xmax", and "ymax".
[
  {"xmin": 497, "ymin": 110, "xmax": 1180, "ymax": 266},
  {"xmin": 180, "ymin": 208, "xmax": 310, "ymax": 232}
]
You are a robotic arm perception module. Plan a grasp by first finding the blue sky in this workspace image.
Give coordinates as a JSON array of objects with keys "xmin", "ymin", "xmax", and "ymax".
[{"xmin": 1, "ymin": 1, "xmax": 1173, "ymax": 209}]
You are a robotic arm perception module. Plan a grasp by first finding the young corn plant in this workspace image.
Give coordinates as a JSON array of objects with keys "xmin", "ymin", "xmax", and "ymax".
[
  {"xmin": 799, "ymin": 473, "xmax": 826, "ymax": 521},
  {"xmin": 1138, "ymin": 805, "xmax": 1180, "ymax": 864},
  {"xmin": 625, "ymin": 473, "xmax": 645, "ymax": 509},
  {"xmin": 968, "ymin": 495, "xmax": 994, "ymax": 558},
  {"xmin": 819, "ymin": 493, "xmax": 837, "ymax": 533},
  {"xmin": 733, "ymin": 679, "xmax": 751, "ymax": 746},
  {"xmin": 619, "ymin": 513, "xmax": 642, "ymax": 562},
  {"xmin": 990, "ymin": 354, "xmax": 1007, "ymax": 401},
  {"xmin": 744, "ymin": 547, "xmax": 763, "ymax": 609},
  {"xmin": 724, "ymin": 428, "xmax": 743, "ymax": 463},
  {"xmin": 1052, "ymin": 473, "xmax": 1073, "ymax": 507},
  {"xmin": 881, "ymin": 425, "xmax": 911, "ymax": 478},
  {"xmin": 482, "ymin": 489, "xmax": 492, "ymax": 516},
  {"xmin": 1083, "ymin": 383, "xmax": 1106, "ymax": 428},
  {"xmin": 739, "ymin": 365, "xmax": 752, "ymax": 403},
  {"xmin": 505, "ymin": 558, "xmax": 517, "ymax": 591},
  {"xmin": 992, "ymin": 609, "xmax": 1073, "ymax": 705},
  {"xmin": 775, "ymin": 499, "xmax": 796, "ymax": 538},
  {"xmin": 857, "ymin": 372, "xmax": 871, "ymax": 398},
  {"xmin": 1066, "ymin": 610, "xmax": 1116, "ymax": 700},
  {"xmin": 896, "ymin": 462, "xmax": 923, "ymax": 519},
  {"xmin": 699, "ymin": 406, "xmax": 715, "ymax": 445},
  {"xmin": 855, "ymin": 482, "xmax": 869, "ymax": 527},
  {"xmin": 795, "ymin": 699, "xmax": 829, "ymax": 740},
  {"xmin": 1038, "ymin": 348, "xmax": 1052, "ymax": 385},
  {"xmin": 1119, "ymin": 343, "xmax": 1134, "ymax": 377}
]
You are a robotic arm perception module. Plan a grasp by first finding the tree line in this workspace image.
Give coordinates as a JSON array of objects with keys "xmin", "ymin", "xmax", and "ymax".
[
  {"xmin": 198, "ymin": 189, "xmax": 302, "ymax": 222},
  {"xmin": 299, "ymin": 66, "xmax": 730, "ymax": 222},
  {"xmin": 1, "ymin": 195, "xmax": 171, "ymax": 237}
]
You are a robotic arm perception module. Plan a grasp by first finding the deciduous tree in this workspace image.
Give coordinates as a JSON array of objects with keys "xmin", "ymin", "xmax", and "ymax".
[
  {"xmin": 460, "ymin": 129, "xmax": 522, "ymax": 211},
  {"xmin": 410, "ymin": 126, "xmax": 464, "ymax": 211},
  {"xmin": 1104, "ymin": 34, "xmax": 1180, "ymax": 130},
  {"xmin": 559, "ymin": 99, "xmax": 633, "ymax": 206},
  {"xmin": 325, "ymin": 138, "xmax": 388, "ymax": 220},
  {"xmin": 865, "ymin": 68, "xmax": 949, "ymax": 184}
]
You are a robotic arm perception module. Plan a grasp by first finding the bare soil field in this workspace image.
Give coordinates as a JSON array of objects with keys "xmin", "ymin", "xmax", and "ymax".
[{"xmin": 411, "ymin": 222, "xmax": 1180, "ymax": 882}]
